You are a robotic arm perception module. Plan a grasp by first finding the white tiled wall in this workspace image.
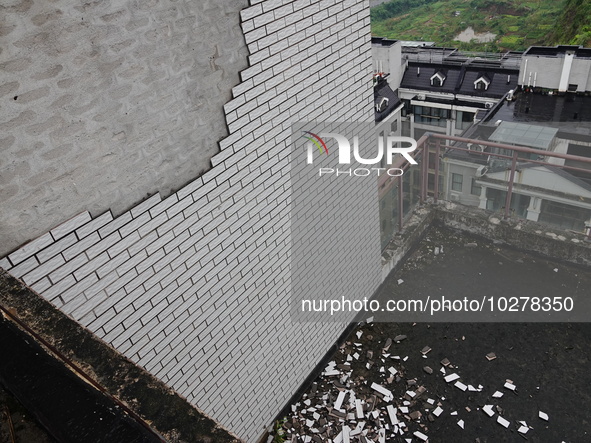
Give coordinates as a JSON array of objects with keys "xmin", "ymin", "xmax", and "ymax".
[{"xmin": 1, "ymin": 1, "xmax": 379, "ymax": 441}]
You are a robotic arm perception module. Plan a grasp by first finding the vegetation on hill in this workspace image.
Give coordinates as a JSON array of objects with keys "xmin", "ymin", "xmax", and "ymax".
[
  {"xmin": 550, "ymin": 0, "xmax": 591, "ymax": 47},
  {"xmin": 371, "ymin": 0, "xmax": 568, "ymax": 51}
]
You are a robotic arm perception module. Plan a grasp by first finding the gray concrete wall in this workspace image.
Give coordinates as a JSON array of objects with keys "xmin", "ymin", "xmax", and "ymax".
[
  {"xmin": 520, "ymin": 55, "xmax": 563, "ymax": 89},
  {"xmin": 372, "ymin": 40, "xmax": 404, "ymax": 89},
  {"xmin": 0, "ymin": 0, "xmax": 249, "ymax": 257},
  {"xmin": 1, "ymin": 1, "xmax": 380, "ymax": 441},
  {"xmin": 520, "ymin": 54, "xmax": 591, "ymax": 91}
]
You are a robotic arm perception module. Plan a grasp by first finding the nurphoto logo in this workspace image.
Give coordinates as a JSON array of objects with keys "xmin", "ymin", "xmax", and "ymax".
[{"xmin": 302, "ymin": 130, "xmax": 417, "ymax": 177}]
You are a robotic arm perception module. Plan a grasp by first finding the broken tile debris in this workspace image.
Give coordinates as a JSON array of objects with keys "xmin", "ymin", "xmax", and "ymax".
[
  {"xmin": 497, "ymin": 416, "xmax": 510, "ymax": 428},
  {"xmin": 273, "ymin": 321, "xmax": 557, "ymax": 442}
]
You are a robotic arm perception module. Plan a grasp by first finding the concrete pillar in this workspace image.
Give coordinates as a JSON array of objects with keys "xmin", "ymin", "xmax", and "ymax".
[
  {"xmin": 558, "ymin": 52, "xmax": 575, "ymax": 93},
  {"xmin": 526, "ymin": 197, "xmax": 541, "ymax": 221}
]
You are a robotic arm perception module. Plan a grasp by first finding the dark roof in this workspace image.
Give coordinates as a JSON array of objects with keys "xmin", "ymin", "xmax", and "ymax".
[
  {"xmin": 371, "ymin": 37, "xmax": 398, "ymax": 47},
  {"xmin": 400, "ymin": 62, "xmax": 519, "ymax": 99},
  {"xmin": 374, "ymin": 79, "xmax": 402, "ymax": 122},
  {"xmin": 485, "ymin": 92, "xmax": 591, "ymax": 139},
  {"xmin": 524, "ymin": 45, "xmax": 591, "ymax": 58}
]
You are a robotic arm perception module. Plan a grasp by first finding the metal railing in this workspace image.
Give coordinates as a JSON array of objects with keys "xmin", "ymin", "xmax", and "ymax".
[{"xmin": 379, "ymin": 133, "xmax": 591, "ymax": 249}]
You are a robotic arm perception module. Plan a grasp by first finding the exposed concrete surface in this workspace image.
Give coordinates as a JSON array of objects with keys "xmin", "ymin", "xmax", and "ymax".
[
  {"xmin": 275, "ymin": 226, "xmax": 591, "ymax": 442},
  {"xmin": 0, "ymin": 0, "xmax": 249, "ymax": 256}
]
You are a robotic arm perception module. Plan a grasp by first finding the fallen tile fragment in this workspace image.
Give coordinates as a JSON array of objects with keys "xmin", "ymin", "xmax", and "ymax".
[
  {"xmin": 492, "ymin": 391, "xmax": 504, "ymax": 398},
  {"xmin": 355, "ymin": 399, "xmax": 364, "ymax": 419},
  {"xmin": 518, "ymin": 425, "xmax": 529, "ymax": 434},
  {"xmin": 482, "ymin": 405, "xmax": 495, "ymax": 417},
  {"xmin": 371, "ymin": 382, "xmax": 393, "ymax": 398},
  {"xmin": 497, "ymin": 416, "xmax": 510, "ymax": 428},
  {"xmin": 342, "ymin": 425, "xmax": 351, "ymax": 443},
  {"xmin": 334, "ymin": 391, "xmax": 346, "ymax": 410},
  {"xmin": 423, "ymin": 366, "xmax": 433, "ymax": 374},
  {"xmin": 457, "ymin": 419, "xmax": 465, "ymax": 429},
  {"xmin": 444, "ymin": 373, "xmax": 460, "ymax": 383},
  {"xmin": 383, "ymin": 338, "xmax": 392, "ymax": 351},
  {"xmin": 387, "ymin": 405, "xmax": 398, "ymax": 425},
  {"xmin": 539, "ymin": 411, "xmax": 549, "ymax": 421},
  {"xmin": 433, "ymin": 406, "xmax": 443, "ymax": 417},
  {"xmin": 454, "ymin": 381, "xmax": 468, "ymax": 391},
  {"xmin": 486, "ymin": 352, "xmax": 497, "ymax": 361},
  {"xmin": 441, "ymin": 358, "xmax": 451, "ymax": 366},
  {"xmin": 413, "ymin": 431, "xmax": 428, "ymax": 441},
  {"xmin": 421, "ymin": 346, "xmax": 431, "ymax": 355},
  {"xmin": 394, "ymin": 335, "xmax": 407, "ymax": 342},
  {"xmin": 397, "ymin": 279, "xmax": 404, "ymax": 285},
  {"xmin": 504, "ymin": 381, "xmax": 516, "ymax": 391}
]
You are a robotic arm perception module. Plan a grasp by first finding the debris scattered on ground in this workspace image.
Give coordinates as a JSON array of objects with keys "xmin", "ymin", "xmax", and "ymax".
[{"xmin": 497, "ymin": 416, "xmax": 510, "ymax": 428}]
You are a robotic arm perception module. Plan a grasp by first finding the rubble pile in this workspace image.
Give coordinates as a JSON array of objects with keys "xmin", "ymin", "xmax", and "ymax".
[{"xmin": 272, "ymin": 320, "xmax": 554, "ymax": 443}]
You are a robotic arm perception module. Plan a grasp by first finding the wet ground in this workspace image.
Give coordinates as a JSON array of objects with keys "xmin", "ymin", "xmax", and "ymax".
[
  {"xmin": 0, "ymin": 384, "xmax": 56, "ymax": 443},
  {"xmin": 0, "ymin": 314, "xmax": 163, "ymax": 443},
  {"xmin": 277, "ymin": 226, "xmax": 591, "ymax": 442}
]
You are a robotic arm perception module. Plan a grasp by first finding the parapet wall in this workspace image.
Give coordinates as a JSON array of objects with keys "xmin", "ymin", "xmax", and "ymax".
[{"xmin": 1, "ymin": 1, "xmax": 380, "ymax": 441}]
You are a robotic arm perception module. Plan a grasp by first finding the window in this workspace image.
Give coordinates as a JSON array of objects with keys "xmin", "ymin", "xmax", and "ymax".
[
  {"xmin": 451, "ymin": 173, "xmax": 463, "ymax": 191},
  {"xmin": 391, "ymin": 120, "xmax": 398, "ymax": 133},
  {"xmin": 413, "ymin": 105, "xmax": 450, "ymax": 128},
  {"xmin": 471, "ymin": 178, "xmax": 481, "ymax": 195},
  {"xmin": 455, "ymin": 111, "xmax": 474, "ymax": 130},
  {"xmin": 430, "ymin": 72, "xmax": 446, "ymax": 87},
  {"xmin": 474, "ymin": 76, "xmax": 490, "ymax": 91}
]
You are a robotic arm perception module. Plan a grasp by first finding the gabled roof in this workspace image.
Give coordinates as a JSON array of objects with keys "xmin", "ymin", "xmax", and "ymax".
[
  {"xmin": 400, "ymin": 62, "xmax": 519, "ymax": 98},
  {"xmin": 374, "ymin": 79, "xmax": 402, "ymax": 122}
]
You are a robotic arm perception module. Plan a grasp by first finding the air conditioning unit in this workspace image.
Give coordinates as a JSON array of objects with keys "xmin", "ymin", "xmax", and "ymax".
[
  {"xmin": 485, "ymin": 102, "xmax": 493, "ymax": 109},
  {"xmin": 417, "ymin": 94, "xmax": 425, "ymax": 100},
  {"xmin": 475, "ymin": 165, "xmax": 488, "ymax": 177}
]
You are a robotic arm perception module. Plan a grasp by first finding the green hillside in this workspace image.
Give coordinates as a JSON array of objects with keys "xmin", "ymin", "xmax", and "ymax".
[
  {"xmin": 371, "ymin": 0, "xmax": 567, "ymax": 51},
  {"xmin": 550, "ymin": 0, "xmax": 591, "ymax": 47}
]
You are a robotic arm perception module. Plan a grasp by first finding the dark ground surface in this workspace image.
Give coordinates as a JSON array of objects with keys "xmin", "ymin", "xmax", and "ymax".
[
  {"xmin": 0, "ymin": 315, "xmax": 163, "ymax": 443},
  {"xmin": 279, "ymin": 226, "xmax": 591, "ymax": 442},
  {"xmin": 0, "ymin": 384, "xmax": 57, "ymax": 443}
]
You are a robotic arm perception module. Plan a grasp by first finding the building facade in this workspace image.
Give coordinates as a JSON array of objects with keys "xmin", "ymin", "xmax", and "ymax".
[{"xmin": 0, "ymin": 1, "xmax": 382, "ymax": 441}]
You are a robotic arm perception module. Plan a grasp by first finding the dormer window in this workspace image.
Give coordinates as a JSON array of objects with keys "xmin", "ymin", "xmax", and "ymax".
[
  {"xmin": 474, "ymin": 75, "xmax": 491, "ymax": 91},
  {"xmin": 375, "ymin": 96, "xmax": 389, "ymax": 113},
  {"xmin": 430, "ymin": 71, "xmax": 446, "ymax": 87}
]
